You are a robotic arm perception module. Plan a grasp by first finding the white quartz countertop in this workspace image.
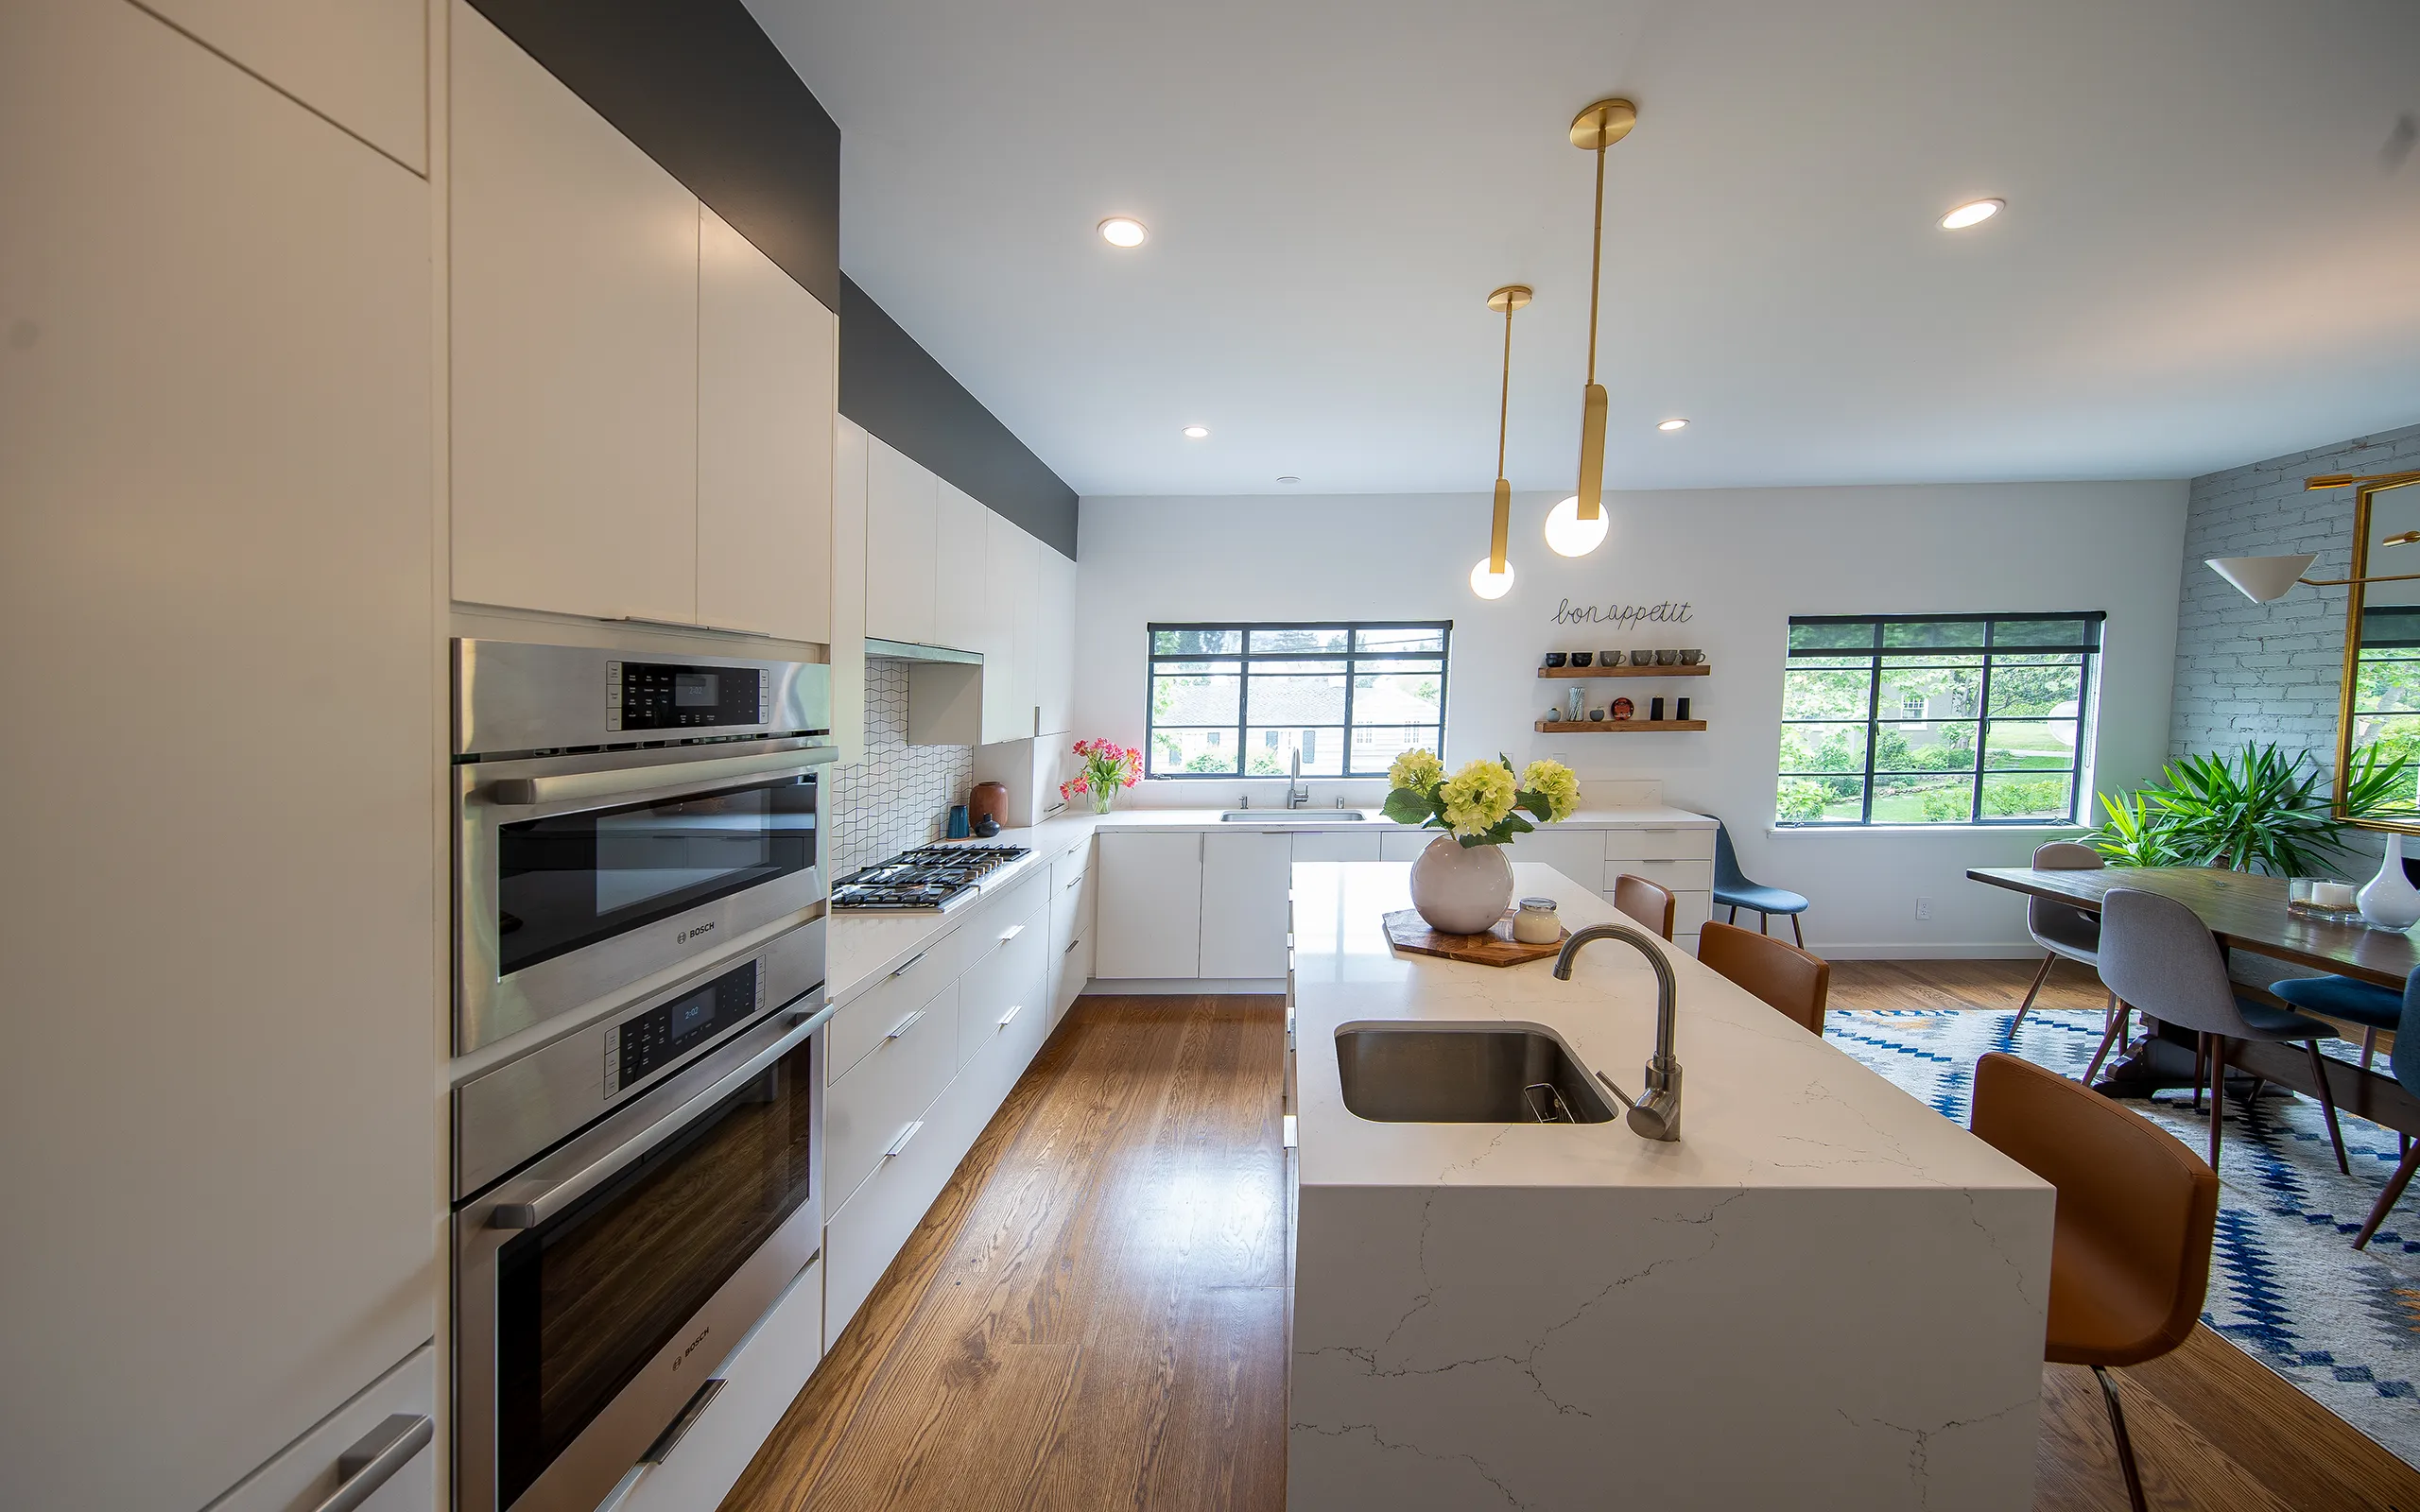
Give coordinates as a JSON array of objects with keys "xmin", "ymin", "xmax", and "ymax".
[
  {"xmin": 1090, "ymin": 804, "xmax": 1712, "ymax": 830},
  {"xmin": 826, "ymin": 812, "xmax": 1099, "ymax": 1007},
  {"xmin": 1289, "ymin": 860, "xmax": 2047, "ymax": 1197}
]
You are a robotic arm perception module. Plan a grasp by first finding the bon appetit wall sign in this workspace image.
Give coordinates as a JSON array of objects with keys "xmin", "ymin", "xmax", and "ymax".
[{"xmin": 1550, "ymin": 597, "xmax": 1695, "ymax": 629}]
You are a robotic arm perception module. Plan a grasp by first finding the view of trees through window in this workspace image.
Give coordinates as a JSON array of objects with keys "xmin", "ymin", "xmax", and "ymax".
[
  {"xmin": 1145, "ymin": 623, "xmax": 1450, "ymax": 779},
  {"xmin": 1776, "ymin": 613, "xmax": 2103, "ymax": 826},
  {"xmin": 2349, "ymin": 606, "xmax": 2420, "ymax": 817}
]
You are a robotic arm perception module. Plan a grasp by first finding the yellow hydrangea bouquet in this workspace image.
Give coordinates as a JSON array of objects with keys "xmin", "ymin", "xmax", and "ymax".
[{"xmin": 1381, "ymin": 750, "xmax": 1580, "ymax": 848}]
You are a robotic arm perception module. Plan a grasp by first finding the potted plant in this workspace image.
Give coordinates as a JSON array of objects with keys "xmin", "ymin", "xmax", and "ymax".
[
  {"xmin": 1381, "ymin": 750, "xmax": 1581, "ymax": 934},
  {"xmin": 1060, "ymin": 738, "xmax": 1142, "ymax": 816},
  {"xmin": 2086, "ymin": 743, "xmax": 2411, "ymax": 876}
]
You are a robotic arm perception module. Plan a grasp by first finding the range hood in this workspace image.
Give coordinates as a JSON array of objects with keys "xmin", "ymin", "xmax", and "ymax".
[{"xmin": 865, "ymin": 637, "xmax": 982, "ymax": 665}]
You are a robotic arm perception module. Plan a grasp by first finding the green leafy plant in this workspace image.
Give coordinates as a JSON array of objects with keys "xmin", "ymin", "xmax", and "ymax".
[{"xmin": 2086, "ymin": 743, "xmax": 2412, "ymax": 875}]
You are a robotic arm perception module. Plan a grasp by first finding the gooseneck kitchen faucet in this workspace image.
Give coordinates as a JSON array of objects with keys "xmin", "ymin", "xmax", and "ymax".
[
  {"xmin": 1288, "ymin": 748, "xmax": 1310, "ymax": 809},
  {"xmin": 1552, "ymin": 924, "xmax": 1683, "ymax": 1141}
]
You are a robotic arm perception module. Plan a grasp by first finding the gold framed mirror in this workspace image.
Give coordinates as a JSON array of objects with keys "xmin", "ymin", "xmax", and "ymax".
[{"xmin": 2333, "ymin": 473, "xmax": 2420, "ymax": 830}]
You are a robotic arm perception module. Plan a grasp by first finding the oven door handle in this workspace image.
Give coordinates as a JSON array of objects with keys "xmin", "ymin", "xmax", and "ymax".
[
  {"xmin": 485, "ymin": 746, "xmax": 838, "ymax": 808},
  {"xmin": 490, "ymin": 1011, "xmax": 821, "ymax": 1230}
]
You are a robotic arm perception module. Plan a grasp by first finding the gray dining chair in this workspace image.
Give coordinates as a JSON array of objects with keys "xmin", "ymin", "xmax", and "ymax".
[
  {"xmin": 2014, "ymin": 839, "xmax": 2110, "ymax": 1030},
  {"xmin": 2095, "ymin": 886, "xmax": 2351, "ymax": 1174}
]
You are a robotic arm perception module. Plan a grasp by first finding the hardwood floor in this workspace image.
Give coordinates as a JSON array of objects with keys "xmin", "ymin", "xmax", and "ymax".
[{"xmin": 723, "ymin": 979, "xmax": 2419, "ymax": 1512}]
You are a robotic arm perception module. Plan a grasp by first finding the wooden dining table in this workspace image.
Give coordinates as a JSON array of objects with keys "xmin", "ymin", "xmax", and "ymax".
[{"xmin": 1966, "ymin": 865, "xmax": 2420, "ymax": 1134}]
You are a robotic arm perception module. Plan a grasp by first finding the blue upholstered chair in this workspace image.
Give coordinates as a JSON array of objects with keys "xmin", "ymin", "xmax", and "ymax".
[
  {"xmin": 1713, "ymin": 819, "xmax": 1809, "ymax": 946},
  {"xmin": 2273, "ymin": 971, "xmax": 2405, "ymax": 1072},
  {"xmin": 2351, "ymin": 970, "xmax": 2420, "ymax": 1249}
]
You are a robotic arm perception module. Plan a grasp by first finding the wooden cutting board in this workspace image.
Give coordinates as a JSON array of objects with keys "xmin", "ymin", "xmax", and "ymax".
[{"xmin": 1382, "ymin": 908, "xmax": 1567, "ymax": 967}]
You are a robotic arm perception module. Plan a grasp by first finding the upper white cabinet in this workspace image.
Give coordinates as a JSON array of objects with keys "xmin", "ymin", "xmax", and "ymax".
[
  {"xmin": 865, "ymin": 434, "xmax": 940, "ymax": 644},
  {"xmin": 984, "ymin": 512, "xmax": 1038, "ymax": 742},
  {"xmin": 934, "ymin": 480, "xmax": 991, "ymax": 654},
  {"xmin": 1035, "ymin": 544, "xmax": 1077, "ymax": 737},
  {"xmin": 831, "ymin": 418, "xmax": 870, "ymax": 763},
  {"xmin": 450, "ymin": 0, "xmax": 700, "ymax": 624},
  {"xmin": 143, "ymin": 0, "xmax": 426, "ymax": 171},
  {"xmin": 1095, "ymin": 833, "xmax": 1205, "ymax": 979},
  {"xmin": 698, "ymin": 204, "xmax": 836, "ymax": 644},
  {"xmin": 2, "ymin": 2, "xmax": 436, "ymax": 1504}
]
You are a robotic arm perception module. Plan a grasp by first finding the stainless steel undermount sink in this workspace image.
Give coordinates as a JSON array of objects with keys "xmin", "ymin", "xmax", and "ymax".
[
  {"xmin": 1335, "ymin": 1023, "xmax": 1616, "ymax": 1124},
  {"xmin": 1219, "ymin": 810, "xmax": 1367, "ymax": 821}
]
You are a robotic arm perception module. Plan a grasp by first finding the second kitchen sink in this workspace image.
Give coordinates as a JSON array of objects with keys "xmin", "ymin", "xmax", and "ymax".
[{"xmin": 1334, "ymin": 1023, "xmax": 1616, "ymax": 1124}]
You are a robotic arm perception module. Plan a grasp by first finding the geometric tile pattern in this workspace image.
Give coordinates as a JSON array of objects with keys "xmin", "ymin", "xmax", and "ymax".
[
  {"xmin": 825, "ymin": 657, "xmax": 976, "ymax": 877},
  {"xmin": 1831, "ymin": 1005, "xmax": 2420, "ymax": 1469}
]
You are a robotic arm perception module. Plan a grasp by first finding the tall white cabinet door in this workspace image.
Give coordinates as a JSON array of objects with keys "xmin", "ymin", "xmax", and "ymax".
[
  {"xmin": 1094, "ymin": 833, "xmax": 1205, "ymax": 978},
  {"xmin": 864, "ymin": 435, "xmax": 938, "ymax": 644},
  {"xmin": 982, "ymin": 515, "xmax": 1038, "ymax": 742},
  {"xmin": 933, "ymin": 479, "xmax": 991, "ymax": 654},
  {"xmin": 449, "ymin": 0, "xmax": 700, "ymax": 623},
  {"xmin": 0, "ymin": 4, "xmax": 436, "ymax": 1507},
  {"xmin": 1035, "ymin": 545, "xmax": 1077, "ymax": 737},
  {"xmin": 1201, "ymin": 832, "xmax": 1294, "ymax": 978},
  {"xmin": 831, "ymin": 417, "xmax": 870, "ymax": 764},
  {"xmin": 140, "ymin": 0, "xmax": 426, "ymax": 170},
  {"xmin": 698, "ymin": 204, "xmax": 836, "ymax": 644}
]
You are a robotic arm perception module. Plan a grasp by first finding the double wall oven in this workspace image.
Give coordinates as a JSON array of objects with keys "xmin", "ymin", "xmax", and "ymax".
[{"xmin": 451, "ymin": 640, "xmax": 838, "ymax": 1512}]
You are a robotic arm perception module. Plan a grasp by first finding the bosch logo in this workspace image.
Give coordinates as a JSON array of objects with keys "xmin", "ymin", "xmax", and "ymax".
[{"xmin": 677, "ymin": 921, "xmax": 717, "ymax": 943}]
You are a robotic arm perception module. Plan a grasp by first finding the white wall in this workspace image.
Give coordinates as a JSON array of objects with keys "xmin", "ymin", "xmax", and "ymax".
[{"xmin": 1073, "ymin": 482, "xmax": 2187, "ymax": 954}]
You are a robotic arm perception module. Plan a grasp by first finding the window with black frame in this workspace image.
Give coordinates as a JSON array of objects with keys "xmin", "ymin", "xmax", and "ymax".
[
  {"xmin": 1776, "ymin": 612, "xmax": 2104, "ymax": 826},
  {"xmin": 1145, "ymin": 623, "xmax": 1451, "ymax": 779}
]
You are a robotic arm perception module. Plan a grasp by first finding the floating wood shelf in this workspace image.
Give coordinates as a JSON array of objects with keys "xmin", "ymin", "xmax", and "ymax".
[
  {"xmin": 1537, "ymin": 663, "xmax": 1709, "ymax": 679},
  {"xmin": 1534, "ymin": 719, "xmax": 1707, "ymax": 732}
]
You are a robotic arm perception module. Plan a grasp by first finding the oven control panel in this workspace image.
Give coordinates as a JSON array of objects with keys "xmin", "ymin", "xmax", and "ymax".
[
  {"xmin": 605, "ymin": 960, "xmax": 763, "ymax": 1095},
  {"xmin": 607, "ymin": 661, "xmax": 772, "ymax": 733}
]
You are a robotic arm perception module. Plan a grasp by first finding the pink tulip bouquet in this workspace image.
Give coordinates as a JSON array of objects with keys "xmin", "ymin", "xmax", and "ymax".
[{"xmin": 1061, "ymin": 737, "xmax": 1143, "ymax": 815}]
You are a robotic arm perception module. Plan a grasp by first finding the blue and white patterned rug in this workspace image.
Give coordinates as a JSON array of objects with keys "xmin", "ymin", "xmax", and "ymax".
[{"xmin": 1830, "ymin": 1006, "xmax": 2420, "ymax": 1468}]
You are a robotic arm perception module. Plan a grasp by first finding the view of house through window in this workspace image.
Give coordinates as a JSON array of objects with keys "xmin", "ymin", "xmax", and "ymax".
[
  {"xmin": 1145, "ymin": 623, "xmax": 1450, "ymax": 778},
  {"xmin": 1776, "ymin": 613, "xmax": 2104, "ymax": 825}
]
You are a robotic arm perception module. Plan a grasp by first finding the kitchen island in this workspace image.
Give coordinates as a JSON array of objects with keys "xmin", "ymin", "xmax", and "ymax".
[{"xmin": 1288, "ymin": 862, "xmax": 2054, "ymax": 1511}]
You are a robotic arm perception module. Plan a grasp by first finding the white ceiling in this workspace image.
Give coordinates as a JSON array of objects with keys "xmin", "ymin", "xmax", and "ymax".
[{"xmin": 749, "ymin": 0, "xmax": 2420, "ymax": 497}]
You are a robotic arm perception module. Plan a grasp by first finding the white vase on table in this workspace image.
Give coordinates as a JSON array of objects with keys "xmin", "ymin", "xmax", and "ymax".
[
  {"xmin": 2357, "ymin": 832, "xmax": 2420, "ymax": 932},
  {"xmin": 1408, "ymin": 834, "xmax": 1515, "ymax": 935}
]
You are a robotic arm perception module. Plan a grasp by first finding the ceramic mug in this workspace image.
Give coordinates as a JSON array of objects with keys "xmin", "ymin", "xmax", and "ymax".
[
  {"xmin": 1544, "ymin": 652, "xmax": 1567, "ymax": 668},
  {"xmin": 1678, "ymin": 649, "xmax": 1703, "ymax": 665},
  {"xmin": 1630, "ymin": 649, "xmax": 1654, "ymax": 666},
  {"xmin": 1570, "ymin": 651, "xmax": 1593, "ymax": 668},
  {"xmin": 1599, "ymin": 650, "xmax": 1621, "ymax": 666},
  {"xmin": 1654, "ymin": 649, "xmax": 1678, "ymax": 665}
]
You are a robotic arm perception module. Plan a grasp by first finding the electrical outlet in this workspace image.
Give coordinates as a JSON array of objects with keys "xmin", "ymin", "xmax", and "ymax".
[{"xmin": 1914, "ymin": 897, "xmax": 1933, "ymax": 921}]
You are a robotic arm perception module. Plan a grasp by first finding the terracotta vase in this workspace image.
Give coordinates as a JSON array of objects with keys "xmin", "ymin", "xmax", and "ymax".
[
  {"xmin": 1408, "ymin": 834, "xmax": 1514, "ymax": 935},
  {"xmin": 2358, "ymin": 832, "xmax": 2420, "ymax": 932}
]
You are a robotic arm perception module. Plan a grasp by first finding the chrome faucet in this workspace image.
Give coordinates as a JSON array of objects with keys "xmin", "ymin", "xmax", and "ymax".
[
  {"xmin": 1288, "ymin": 749, "xmax": 1310, "ymax": 809},
  {"xmin": 1552, "ymin": 923, "xmax": 1683, "ymax": 1141}
]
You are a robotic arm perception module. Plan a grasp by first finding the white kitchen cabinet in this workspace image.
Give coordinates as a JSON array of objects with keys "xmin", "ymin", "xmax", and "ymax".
[
  {"xmin": 826, "ymin": 977, "xmax": 959, "ymax": 1209},
  {"xmin": 209, "ymin": 1347, "xmax": 435, "ymax": 1512},
  {"xmin": 1504, "ymin": 828, "xmax": 1611, "ymax": 895},
  {"xmin": 864, "ymin": 435, "xmax": 938, "ymax": 644},
  {"xmin": 1, "ymin": 5, "xmax": 436, "ymax": 1505},
  {"xmin": 1378, "ymin": 829, "xmax": 1436, "ymax": 862},
  {"xmin": 959, "ymin": 894, "xmax": 1049, "ymax": 1069},
  {"xmin": 449, "ymin": 0, "xmax": 701, "ymax": 624},
  {"xmin": 1292, "ymin": 831, "xmax": 1383, "ymax": 862},
  {"xmin": 698, "ymin": 204, "xmax": 836, "ymax": 644},
  {"xmin": 618, "ymin": 1256, "xmax": 821, "ymax": 1512},
  {"xmin": 1048, "ymin": 841, "xmax": 1097, "ymax": 1026},
  {"xmin": 1201, "ymin": 832, "xmax": 1295, "ymax": 978},
  {"xmin": 831, "ymin": 418, "xmax": 870, "ymax": 762},
  {"xmin": 1034, "ymin": 545, "xmax": 1078, "ymax": 737},
  {"xmin": 1095, "ymin": 832, "xmax": 1206, "ymax": 978},
  {"xmin": 934, "ymin": 479, "xmax": 992, "ymax": 653},
  {"xmin": 142, "ymin": 0, "xmax": 425, "ymax": 171},
  {"xmin": 983, "ymin": 514, "xmax": 1039, "ymax": 742}
]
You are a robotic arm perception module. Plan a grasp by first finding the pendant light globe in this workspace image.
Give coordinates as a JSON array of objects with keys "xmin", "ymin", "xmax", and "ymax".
[
  {"xmin": 1470, "ymin": 556, "xmax": 1516, "ymax": 599},
  {"xmin": 1544, "ymin": 495, "xmax": 1609, "ymax": 558}
]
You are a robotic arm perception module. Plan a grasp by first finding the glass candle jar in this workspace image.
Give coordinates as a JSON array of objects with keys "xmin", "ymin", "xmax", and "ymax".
[{"xmin": 1512, "ymin": 897, "xmax": 1561, "ymax": 944}]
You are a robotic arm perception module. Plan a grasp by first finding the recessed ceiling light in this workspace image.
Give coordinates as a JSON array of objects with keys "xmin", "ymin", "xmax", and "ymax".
[
  {"xmin": 1276, "ymin": 475, "xmax": 1301, "ymax": 484},
  {"xmin": 1182, "ymin": 425, "xmax": 1210, "ymax": 439},
  {"xmin": 1656, "ymin": 418, "xmax": 1689, "ymax": 432},
  {"xmin": 1939, "ymin": 198, "xmax": 2003, "ymax": 231},
  {"xmin": 1098, "ymin": 216, "xmax": 1149, "ymax": 248}
]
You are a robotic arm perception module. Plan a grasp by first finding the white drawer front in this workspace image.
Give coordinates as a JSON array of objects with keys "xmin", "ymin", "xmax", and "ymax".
[
  {"xmin": 1291, "ymin": 831, "xmax": 1382, "ymax": 862},
  {"xmin": 1377, "ymin": 830, "xmax": 1433, "ymax": 862},
  {"xmin": 209, "ymin": 1345, "xmax": 433, "ymax": 1512},
  {"xmin": 977, "ymin": 867, "xmax": 1050, "ymax": 940},
  {"xmin": 618, "ymin": 1256, "xmax": 821, "ymax": 1512},
  {"xmin": 1609, "ymin": 858, "xmax": 1714, "ymax": 892},
  {"xmin": 1603, "ymin": 827, "xmax": 1716, "ymax": 862},
  {"xmin": 826, "ymin": 977, "xmax": 959, "ymax": 1208},
  {"xmin": 959, "ymin": 902, "xmax": 1049, "ymax": 1071},
  {"xmin": 828, "ymin": 924, "xmax": 970, "ymax": 1084},
  {"xmin": 1673, "ymin": 889, "xmax": 1713, "ymax": 933},
  {"xmin": 1048, "ymin": 840, "xmax": 1091, "ymax": 896},
  {"xmin": 1052, "ymin": 927, "xmax": 1091, "ymax": 1026}
]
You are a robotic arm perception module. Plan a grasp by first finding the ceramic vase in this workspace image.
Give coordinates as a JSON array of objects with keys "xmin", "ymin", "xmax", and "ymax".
[
  {"xmin": 1409, "ymin": 833, "xmax": 1514, "ymax": 935},
  {"xmin": 2358, "ymin": 832, "xmax": 2420, "ymax": 932}
]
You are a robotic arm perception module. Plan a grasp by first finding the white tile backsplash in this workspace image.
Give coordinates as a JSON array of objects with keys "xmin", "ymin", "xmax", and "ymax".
[{"xmin": 828, "ymin": 658, "xmax": 976, "ymax": 876}]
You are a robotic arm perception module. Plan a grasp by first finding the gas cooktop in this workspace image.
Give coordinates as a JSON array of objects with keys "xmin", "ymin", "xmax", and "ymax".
[{"xmin": 830, "ymin": 842, "xmax": 1032, "ymax": 913}]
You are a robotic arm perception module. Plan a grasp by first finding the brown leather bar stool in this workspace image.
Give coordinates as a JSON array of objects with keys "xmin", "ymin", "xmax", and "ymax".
[
  {"xmin": 1611, "ymin": 873, "xmax": 1676, "ymax": 940},
  {"xmin": 1971, "ymin": 1052, "xmax": 2220, "ymax": 1512},
  {"xmin": 1697, "ymin": 919, "xmax": 1829, "ymax": 1034}
]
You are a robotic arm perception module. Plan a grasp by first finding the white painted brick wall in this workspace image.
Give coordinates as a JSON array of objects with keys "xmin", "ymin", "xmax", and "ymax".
[{"xmin": 826, "ymin": 657, "xmax": 976, "ymax": 876}]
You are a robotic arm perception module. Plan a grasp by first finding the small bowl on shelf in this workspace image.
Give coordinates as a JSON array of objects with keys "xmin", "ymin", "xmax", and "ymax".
[
  {"xmin": 1570, "ymin": 651, "xmax": 1593, "ymax": 668},
  {"xmin": 1543, "ymin": 652, "xmax": 1567, "ymax": 668}
]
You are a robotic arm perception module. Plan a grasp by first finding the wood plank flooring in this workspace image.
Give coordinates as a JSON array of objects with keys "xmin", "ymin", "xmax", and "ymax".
[{"xmin": 723, "ymin": 979, "xmax": 2420, "ymax": 1512}]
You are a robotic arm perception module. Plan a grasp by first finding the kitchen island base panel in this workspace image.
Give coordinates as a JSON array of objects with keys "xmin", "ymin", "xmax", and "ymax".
[{"xmin": 1290, "ymin": 1181, "xmax": 2044, "ymax": 1512}]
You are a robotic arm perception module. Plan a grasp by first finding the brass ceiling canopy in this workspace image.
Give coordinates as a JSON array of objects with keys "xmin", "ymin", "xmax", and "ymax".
[
  {"xmin": 1565, "ymin": 97, "xmax": 1635, "ymax": 541},
  {"xmin": 1485, "ymin": 285, "xmax": 1532, "ymax": 575},
  {"xmin": 1568, "ymin": 97, "xmax": 1637, "ymax": 151},
  {"xmin": 1487, "ymin": 284, "xmax": 1533, "ymax": 316}
]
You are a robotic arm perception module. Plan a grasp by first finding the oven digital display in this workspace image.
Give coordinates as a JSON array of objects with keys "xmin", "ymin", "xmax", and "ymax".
[
  {"xmin": 611, "ymin": 961, "xmax": 760, "ymax": 1092},
  {"xmin": 615, "ymin": 661, "xmax": 764, "ymax": 730},
  {"xmin": 674, "ymin": 672, "xmax": 719, "ymax": 707}
]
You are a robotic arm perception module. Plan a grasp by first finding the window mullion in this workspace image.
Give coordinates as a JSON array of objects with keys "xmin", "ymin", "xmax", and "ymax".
[
  {"xmin": 1971, "ymin": 627, "xmax": 1996, "ymax": 823},
  {"xmin": 1860, "ymin": 623, "xmax": 1880, "ymax": 823}
]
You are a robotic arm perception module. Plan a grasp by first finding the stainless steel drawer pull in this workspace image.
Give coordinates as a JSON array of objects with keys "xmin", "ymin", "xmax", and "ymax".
[
  {"xmin": 886, "ymin": 1007, "xmax": 925, "ymax": 1040},
  {"xmin": 889, "ymin": 951, "xmax": 928, "ymax": 979},
  {"xmin": 998, "ymin": 923, "xmax": 1025, "ymax": 942},
  {"xmin": 998, "ymin": 1003, "xmax": 1024, "ymax": 1028},
  {"xmin": 885, "ymin": 1121, "xmax": 925, "ymax": 1159},
  {"xmin": 641, "ymin": 1377, "xmax": 728, "ymax": 1466},
  {"xmin": 1063, "ymin": 938, "xmax": 1081, "ymax": 955},
  {"xmin": 1063, "ymin": 874, "xmax": 1083, "ymax": 890},
  {"xmin": 311, "ymin": 1414, "xmax": 431, "ymax": 1512}
]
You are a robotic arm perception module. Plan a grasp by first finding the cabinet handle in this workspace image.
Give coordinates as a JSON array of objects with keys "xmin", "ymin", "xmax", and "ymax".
[
  {"xmin": 886, "ymin": 1007, "xmax": 925, "ymax": 1040},
  {"xmin": 889, "ymin": 951, "xmax": 927, "ymax": 980},
  {"xmin": 998, "ymin": 923, "xmax": 1025, "ymax": 942},
  {"xmin": 998, "ymin": 1003, "xmax": 1024, "ymax": 1029},
  {"xmin": 1063, "ymin": 937, "xmax": 1081, "ymax": 955},
  {"xmin": 884, "ymin": 1121, "xmax": 925, "ymax": 1159},
  {"xmin": 310, "ymin": 1414, "xmax": 432, "ymax": 1512},
  {"xmin": 1064, "ymin": 874, "xmax": 1083, "ymax": 890},
  {"xmin": 641, "ymin": 1377, "xmax": 728, "ymax": 1466}
]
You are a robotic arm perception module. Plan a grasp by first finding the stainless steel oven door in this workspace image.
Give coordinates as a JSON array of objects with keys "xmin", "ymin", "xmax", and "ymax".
[
  {"xmin": 456, "ymin": 1005, "xmax": 825, "ymax": 1512},
  {"xmin": 458, "ymin": 736, "xmax": 836, "ymax": 1054}
]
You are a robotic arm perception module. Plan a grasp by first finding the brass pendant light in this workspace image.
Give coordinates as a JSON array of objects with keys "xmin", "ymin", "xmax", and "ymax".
[
  {"xmin": 1471, "ymin": 284, "xmax": 1531, "ymax": 600},
  {"xmin": 1546, "ymin": 96, "xmax": 1635, "ymax": 558}
]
